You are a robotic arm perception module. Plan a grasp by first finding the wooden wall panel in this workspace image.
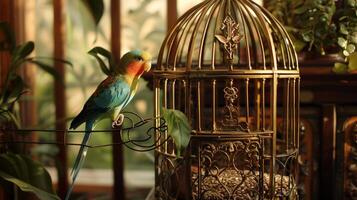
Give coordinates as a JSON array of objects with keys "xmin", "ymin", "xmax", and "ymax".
[
  {"xmin": 320, "ymin": 105, "xmax": 336, "ymax": 199},
  {"xmin": 0, "ymin": 0, "xmax": 13, "ymax": 87}
]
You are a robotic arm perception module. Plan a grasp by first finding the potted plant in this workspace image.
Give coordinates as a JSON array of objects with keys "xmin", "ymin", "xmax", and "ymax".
[
  {"xmin": 266, "ymin": 0, "xmax": 357, "ymax": 72},
  {"xmin": 333, "ymin": 0, "xmax": 357, "ymax": 73}
]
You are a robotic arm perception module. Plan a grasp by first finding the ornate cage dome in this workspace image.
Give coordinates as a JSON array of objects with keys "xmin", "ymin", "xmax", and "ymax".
[
  {"xmin": 153, "ymin": 0, "xmax": 300, "ymax": 199},
  {"xmin": 156, "ymin": 0, "xmax": 298, "ymax": 72}
]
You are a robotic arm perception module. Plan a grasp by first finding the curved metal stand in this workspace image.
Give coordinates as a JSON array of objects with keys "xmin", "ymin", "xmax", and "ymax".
[{"xmin": 0, "ymin": 111, "xmax": 168, "ymax": 152}]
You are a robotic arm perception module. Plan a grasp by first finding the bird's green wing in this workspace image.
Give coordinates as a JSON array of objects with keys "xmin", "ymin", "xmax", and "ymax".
[
  {"xmin": 70, "ymin": 76, "xmax": 131, "ymax": 129},
  {"xmin": 92, "ymin": 76, "xmax": 131, "ymax": 109}
]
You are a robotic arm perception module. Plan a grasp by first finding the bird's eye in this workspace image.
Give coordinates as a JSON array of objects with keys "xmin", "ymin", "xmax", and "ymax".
[{"xmin": 136, "ymin": 56, "xmax": 143, "ymax": 61}]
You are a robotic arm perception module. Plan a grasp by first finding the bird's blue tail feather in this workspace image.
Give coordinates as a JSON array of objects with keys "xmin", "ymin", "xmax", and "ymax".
[
  {"xmin": 65, "ymin": 121, "xmax": 94, "ymax": 200},
  {"xmin": 70, "ymin": 111, "xmax": 86, "ymax": 129}
]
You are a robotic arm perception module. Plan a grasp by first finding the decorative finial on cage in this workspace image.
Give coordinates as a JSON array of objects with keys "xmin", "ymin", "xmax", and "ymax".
[{"xmin": 215, "ymin": 14, "xmax": 242, "ymax": 69}]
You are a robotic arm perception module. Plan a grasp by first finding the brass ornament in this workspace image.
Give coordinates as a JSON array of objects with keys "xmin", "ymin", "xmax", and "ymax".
[
  {"xmin": 215, "ymin": 15, "xmax": 243, "ymax": 65},
  {"xmin": 222, "ymin": 79, "xmax": 240, "ymax": 126}
]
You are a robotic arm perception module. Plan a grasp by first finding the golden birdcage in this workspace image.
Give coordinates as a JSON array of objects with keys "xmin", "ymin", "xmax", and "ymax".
[{"xmin": 153, "ymin": 0, "xmax": 299, "ymax": 199}]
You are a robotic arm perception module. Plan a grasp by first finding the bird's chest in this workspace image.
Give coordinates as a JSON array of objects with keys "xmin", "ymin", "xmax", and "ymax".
[{"xmin": 111, "ymin": 81, "xmax": 136, "ymax": 107}]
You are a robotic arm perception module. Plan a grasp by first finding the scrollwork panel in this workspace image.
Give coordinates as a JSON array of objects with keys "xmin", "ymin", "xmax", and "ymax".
[
  {"xmin": 191, "ymin": 138, "xmax": 263, "ymax": 200},
  {"xmin": 344, "ymin": 118, "xmax": 357, "ymax": 199}
]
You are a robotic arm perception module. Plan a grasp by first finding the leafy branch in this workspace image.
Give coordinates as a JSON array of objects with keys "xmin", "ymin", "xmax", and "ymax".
[
  {"xmin": 87, "ymin": 46, "xmax": 116, "ymax": 76},
  {"xmin": 0, "ymin": 23, "xmax": 71, "ymax": 199},
  {"xmin": 267, "ymin": 0, "xmax": 357, "ymax": 73},
  {"xmin": 161, "ymin": 109, "xmax": 191, "ymax": 157},
  {"xmin": 0, "ymin": 22, "xmax": 72, "ymax": 128},
  {"xmin": 0, "ymin": 153, "xmax": 60, "ymax": 200}
]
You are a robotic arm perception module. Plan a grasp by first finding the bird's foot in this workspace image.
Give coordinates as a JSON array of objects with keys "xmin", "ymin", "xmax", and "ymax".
[{"xmin": 112, "ymin": 114, "xmax": 124, "ymax": 128}]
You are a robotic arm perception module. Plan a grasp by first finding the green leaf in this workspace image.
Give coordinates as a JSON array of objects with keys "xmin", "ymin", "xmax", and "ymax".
[
  {"xmin": 162, "ymin": 109, "xmax": 191, "ymax": 157},
  {"xmin": 12, "ymin": 41, "xmax": 35, "ymax": 63},
  {"xmin": 34, "ymin": 57, "xmax": 73, "ymax": 68},
  {"xmin": 302, "ymin": 31, "xmax": 312, "ymax": 42},
  {"xmin": 348, "ymin": 52, "xmax": 357, "ymax": 71},
  {"xmin": 290, "ymin": 33, "xmax": 307, "ymax": 52},
  {"xmin": 333, "ymin": 62, "xmax": 348, "ymax": 74},
  {"xmin": 89, "ymin": 55, "xmax": 111, "ymax": 75},
  {"xmin": 351, "ymin": 32, "xmax": 357, "ymax": 44},
  {"xmin": 0, "ymin": 108, "xmax": 18, "ymax": 124},
  {"xmin": 343, "ymin": 50, "xmax": 350, "ymax": 57},
  {"xmin": 347, "ymin": 44, "xmax": 356, "ymax": 54},
  {"xmin": 338, "ymin": 37, "xmax": 347, "ymax": 48},
  {"xmin": 339, "ymin": 24, "xmax": 349, "ymax": 35},
  {"xmin": 0, "ymin": 111, "xmax": 12, "ymax": 125},
  {"xmin": 347, "ymin": 0, "xmax": 356, "ymax": 7},
  {"xmin": 6, "ymin": 112, "xmax": 20, "ymax": 128},
  {"xmin": 27, "ymin": 60, "xmax": 62, "ymax": 81},
  {"xmin": 0, "ymin": 153, "xmax": 59, "ymax": 200},
  {"xmin": 88, "ymin": 47, "xmax": 115, "ymax": 68},
  {"xmin": 3, "ymin": 75, "xmax": 26, "ymax": 104},
  {"xmin": 293, "ymin": 5, "xmax": 309, "ymax": 15},
  {"xmin": 88, "ymin": 47, "xmax": 114, "ymax": 75},
  {"xmin": 81, "ymin": 0, "xmax": 104, "ymax": 25}
]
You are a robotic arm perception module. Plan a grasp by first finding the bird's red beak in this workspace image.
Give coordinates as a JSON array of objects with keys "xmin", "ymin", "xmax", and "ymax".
[
  {"xmin": 141, "ymin": 51, "xmax": 152, "ymax": 72},
  {"xmin": 144, "ymin": 61, "xmax": 151, "ymax": 72}
]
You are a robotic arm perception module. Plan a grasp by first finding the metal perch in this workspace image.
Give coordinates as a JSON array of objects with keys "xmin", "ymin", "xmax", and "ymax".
[{"xmin": 0, "ymin": 111, "xmax": 169, "ymax": 152}]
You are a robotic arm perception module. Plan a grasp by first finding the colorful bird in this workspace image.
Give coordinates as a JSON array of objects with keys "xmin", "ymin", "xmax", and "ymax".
[{"xmin": 65, "ymin": 50, "xmax": 152, "ymax": 200}]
